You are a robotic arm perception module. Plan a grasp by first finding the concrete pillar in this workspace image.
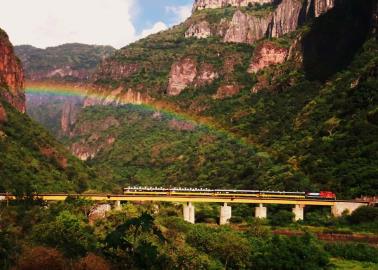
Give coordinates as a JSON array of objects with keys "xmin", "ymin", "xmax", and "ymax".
[
  {"xmin": 331, "ymin": 202, "xmax": 366, "ymax": 217},
  {"xmin": 292, "ymin": 205, "xmax": 304, "ymax": 221},
  {"xmin": 255, "ymin": 204, "xmax": 267, "ymax": 219},
  {"xmin": 114, "ymin": 200, "xmax": 121, "ymax": 210},
  {"xmin": 183, "ymin": 202, "xmax": 195, "ymax": 224},
  {"xmin": 220, "ymin": 203, "xmax": 232, "ymax": 225}
]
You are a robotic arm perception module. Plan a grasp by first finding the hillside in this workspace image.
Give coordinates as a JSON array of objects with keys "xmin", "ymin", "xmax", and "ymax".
[
  {"xmin": 0, "ymin": 28, "xmax": 97, "ymax": 193},
  {"xmin": 86, "ymin": 0, "xmax": 378, "ymax": 197},
  {"xmin": 22, "ymin": 0, "xmax": 378, "ymax": 198},
  {"xmin": 15, "ymin": 43, "xmax": 115, "ymax": 82}
]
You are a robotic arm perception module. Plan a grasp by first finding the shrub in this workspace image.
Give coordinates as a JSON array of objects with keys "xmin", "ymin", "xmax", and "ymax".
[
  {"xmin": 325, "ymin": 243, "xmax": 378, "ymax": 263},
  {"xmin": 270, "ymin": 210, "xmax": 295, "ymax": 226},
  {"xmin": 348, "ymin": 206, "xmax": 378, "ymax": 224},
  {"xmin": 74, "ymin": 253, "xmax": 111, "ymax": 270},
  {"xmin": 16, "ymin": 247, "xmax": 66, "ymax": 270}
]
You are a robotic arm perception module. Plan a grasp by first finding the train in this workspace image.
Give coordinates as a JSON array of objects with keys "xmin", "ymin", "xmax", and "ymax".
[{"xmin": 123, "ymin": 187, "xmax": 337, "ymax": 200}]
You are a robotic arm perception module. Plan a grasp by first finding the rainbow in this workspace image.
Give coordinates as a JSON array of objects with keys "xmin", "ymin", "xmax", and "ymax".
[{"xmin": 25, "ymin": 81, "xmax": 253, "ymax": 147}]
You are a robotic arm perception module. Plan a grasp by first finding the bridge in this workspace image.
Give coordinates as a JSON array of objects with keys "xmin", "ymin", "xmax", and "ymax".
[{"xmin": 0, "ymin": 193, "xmax": 369, "ymax": 225}]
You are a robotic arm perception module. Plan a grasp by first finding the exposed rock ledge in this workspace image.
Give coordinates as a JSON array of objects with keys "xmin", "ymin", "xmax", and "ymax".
[{"xmin": 247, "ymin": 41, "xmax": 289, "ymax": 73}]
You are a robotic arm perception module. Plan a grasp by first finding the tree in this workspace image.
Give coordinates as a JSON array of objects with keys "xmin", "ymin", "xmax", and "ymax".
[
  {"xmin": 270, "ymin": 210, "xmax": 295, "ymax": 226},
  {"xmin": 252, "ymin": 234, "xmax": 330, "ymax": 270},
  {"xmin": 348, "ymin": 206, "xmax": 378, "ymax": 224},
  {"xmin": 74, "ymin": 253, "xmax": 111, "ymax": 270},
  {"xmin": 16, "ymin": 247, "xmax": 66, "ymax": 270},
  {"xmin": 32, "ymin": 211, "xmax": 95, "ymax": 258}
]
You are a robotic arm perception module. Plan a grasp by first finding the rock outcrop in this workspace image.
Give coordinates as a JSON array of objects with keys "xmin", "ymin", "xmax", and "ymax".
[
  {"xmin": 94, "ymin": 60, "xmax": 139, "ymax": 81},
  {"xmin": 248, "ymin": 41, "xmax": 289, "ymax": 73},
  {"xmin": 61, "ymin": 100, "xmax": 83, "ymax": 135},
  {"xmin": 193, "ymin": 0, "xmax": 274, "ymax": 11},
  {"xmin": 224, "ymin": 10, "xmax": 272, "ymax": 43},
  {"xmin": 213, "ymin": 85, "xmax": 241, "ymax": 99},
  {"xmin": 185, "ymin": 21, "xmax": 212, "ymax": 39},
  {"xmin": 270, "ymin": 0, "xmax": 303, "ymax": 38},
  {"xmin": 84, "ymin": 87, "xmax": 150, "ymax": 107},
  {"xmin": 167, "ymin": 58, "xmax": 197, "ymax": 96},
  {"xmin": 195, "ymin": 63, "xmax": 219, "ymax": 86},
  {"xmin": 88, "ymin": 204, "xmax": 111, "ymax": 225},
  {"xmin": 39, "ymin": 146, "xmax": 68, "ymax": 169},
  {"xmin": 190, "ymin": 0, "xmax": 335, "ymax": 45},
  {"xmin": 0, "ymin": 28, "xmax": 25, "ymax": 112},
  {"xmin": 313, "ymin": 0, "xmax": 335, "ymax": 17}
]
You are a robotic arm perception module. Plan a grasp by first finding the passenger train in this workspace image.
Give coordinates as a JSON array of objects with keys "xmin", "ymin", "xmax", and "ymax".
[{"xmin": 123, "ymin": 187, "xmax": 336, "ymax": 200}]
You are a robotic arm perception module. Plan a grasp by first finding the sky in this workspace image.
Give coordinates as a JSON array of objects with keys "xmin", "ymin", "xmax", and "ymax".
[{"xmin": 0, "ymin": 0, "xmax": 193, "ymax": 49}]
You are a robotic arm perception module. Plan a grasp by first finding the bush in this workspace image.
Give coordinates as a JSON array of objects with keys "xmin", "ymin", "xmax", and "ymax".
[
  {"xmin": 325, "ymin": 243, "xmax": 378, "ymax": 263},
  {"xmin": 16, "ymin": 247, "xmax": 66, "ymax": 270},
  {"xmin": 270, "ymin": 210, "xmax": 294, "ymax": 226},
  {"xmin": 348, "ymin": 206, "xmax": 378, "ymax": 224},
  {"xmin": 74, "ymin": 253, "xmax": 110, "ymax": 270},
  {"xmin": 252, "ymin": 234, "xmax": 330, "ymax": 270}
]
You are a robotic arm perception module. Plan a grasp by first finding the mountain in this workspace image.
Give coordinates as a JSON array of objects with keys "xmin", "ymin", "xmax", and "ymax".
[
  {"xmin": 0, "ymin": 28, "xmax": 97, "ymax": 193},
  {"xmin": 15, "ymin": 43, "xmax": 115, "ymax": 82},
  {"xmin": 22, "ymin": 0, "xmax": 378, "ymax": 197}
]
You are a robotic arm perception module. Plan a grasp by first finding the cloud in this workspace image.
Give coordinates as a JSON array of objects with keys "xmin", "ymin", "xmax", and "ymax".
[
  {"xmin": 138, "ymin": 21, "xmax": 168, "ymax": 39},
  {"xmin": 0, "ymin": 0, "xmax": 139, "ymax": 49},
  {"xmin": 0, "ymin": 0, "xmax": 192, "ymax": 49},
  {"xmin": 165, "ymin": 4, "xmax": 192, "ymax": 25}
]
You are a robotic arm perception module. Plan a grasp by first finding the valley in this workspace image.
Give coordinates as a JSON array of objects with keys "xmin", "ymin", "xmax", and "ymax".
[{"xmin": 0, "ymin": 0, "xmax": 377, "ymax": 269}]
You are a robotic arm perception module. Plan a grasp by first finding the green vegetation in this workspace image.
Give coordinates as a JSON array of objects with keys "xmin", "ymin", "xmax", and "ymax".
[
  {"xmin": 15, "ymin": 43, "xmax": 115, "ymax": 82},
  {"xmin": 68, "ymin": 104, "xmax": 304, "ymax": 192},
  {"xmin": 0, "ymin": 199, "xmax": 347, "ymax": 270},
  {"xmin": 0, "ymin": 98, "xmax": 97, "ymax": 193},
  {"xmin": 3, "ymin": 199, "xmax": 377, "ymax": 270}
]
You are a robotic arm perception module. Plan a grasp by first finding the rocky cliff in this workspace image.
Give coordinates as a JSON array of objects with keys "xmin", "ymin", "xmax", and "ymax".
[
  {"xmin": 0, "ymin": 28, "xmax": 25, "ymax": 112},
  {"xmin": 188, "ymin": 0, "xmax": 335, "ymax": 45}
]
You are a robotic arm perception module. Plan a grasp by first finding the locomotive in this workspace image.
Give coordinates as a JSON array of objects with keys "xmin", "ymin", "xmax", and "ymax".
[{"xmin": 123, "ymin": 187, "xmax": 336, "ymax": 200}]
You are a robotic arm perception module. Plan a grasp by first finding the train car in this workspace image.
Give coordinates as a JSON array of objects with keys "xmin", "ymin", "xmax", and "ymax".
[
  {"xmin": 123, "ymin": 187, "xmax": 311, "ymax": 199},
  {"xmin": 306, "ymin": 191, "xmax": 336, "ymax": 200}
]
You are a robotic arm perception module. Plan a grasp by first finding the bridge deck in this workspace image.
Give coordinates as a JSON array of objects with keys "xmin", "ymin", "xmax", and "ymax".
[{"xmin": 0, "ymin": 194, "xmax": 337, "ymax": 206}]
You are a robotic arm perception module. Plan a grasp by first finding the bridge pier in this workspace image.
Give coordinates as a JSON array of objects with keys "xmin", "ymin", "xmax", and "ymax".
[
  {"xmin": 114, "ymin": 200, "xmax": 122, "ymax": 210},
  {"xmin": 255, "ymin": 204, "xmax": 267, "ymax": 219},
  {"xmin": 292, "ymin": 205, "xmax": 304, "ymax": 221},
  {"xmin": 220, "ymin": 203, "xmax": 232, "ymax": 225},
  {"xmin": 183, "ymin": 202, "xmax": 195, "ymax": 224},
  {"xmin": 331, "ymin": 202, "xmax": 365, "ymax": 217}
]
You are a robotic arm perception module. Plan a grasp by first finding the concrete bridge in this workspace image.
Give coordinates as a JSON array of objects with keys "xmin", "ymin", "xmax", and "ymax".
[{"xmin": 0, "ymin": 193, "xmax": 369, "ymax": 225}]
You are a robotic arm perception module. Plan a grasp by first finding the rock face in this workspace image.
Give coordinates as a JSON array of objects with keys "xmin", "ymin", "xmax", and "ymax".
[
  {"xmin": 190, "ymin": 0, "xmax": 335, "ymax": 45},
  {"xmin": 314, "ymin": 0, "xmax": 335, "ymax": 17},
  {"xmin": 270, "ymin": 0, "xmax": 303, "ymax": 38},
  {"xmin": 88, "ymin": 204, "xmax": 111, "ymax": 225},
  {"xmin": 248, "ymin": 41, "xmax": 289, "ymax": 73},
  {"xmin": 195, "ymin": 63, "xmax": 219, "ymax": 86},
  {"xmin": 39, "ymin": 146, "xmax": 68, "ymax": 169},
  {"xmin": 70, "ymin": 116, "xmax": 120, "ymax": 160},
  {"xmin": 0, "ymin": 103, "xmax": 7, "ymax": 123},
  {"xmin": 94, "ymin": 60, "xmax": 139, "ymax": 81},
  {"xmin": 213, "ymin": 85, "xmax": 241, "ymax": 99},
  {"xmin": 185, "ymin": 21, "xmax": 212, "ymax": 39},
  {"xmin": 83, "ymin": 87, "xmax": 150, "ymax": 107},
  {"xmin": 61, "ymin": 100, "xmax": 83, "ymax": 135},
  {"xmin": 0, "ymin": 29, "xmax": 25, "ymax": 112},
  {"xmin": 224, "ymin": 10, "xmax": 272, "ymax": 43},
  {"xmin": 167, "ymin": 58, "xmax": 197, "ymax": 96},
  {"xmin": 193, "ymin": 0, "xmax": 274, "ymax": 11}
]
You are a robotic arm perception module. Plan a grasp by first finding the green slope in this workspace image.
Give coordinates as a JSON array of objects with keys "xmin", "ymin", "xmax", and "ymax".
[{"xmin": 0, "ymin": 97, "xmax": 96, "ymax": 193}]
